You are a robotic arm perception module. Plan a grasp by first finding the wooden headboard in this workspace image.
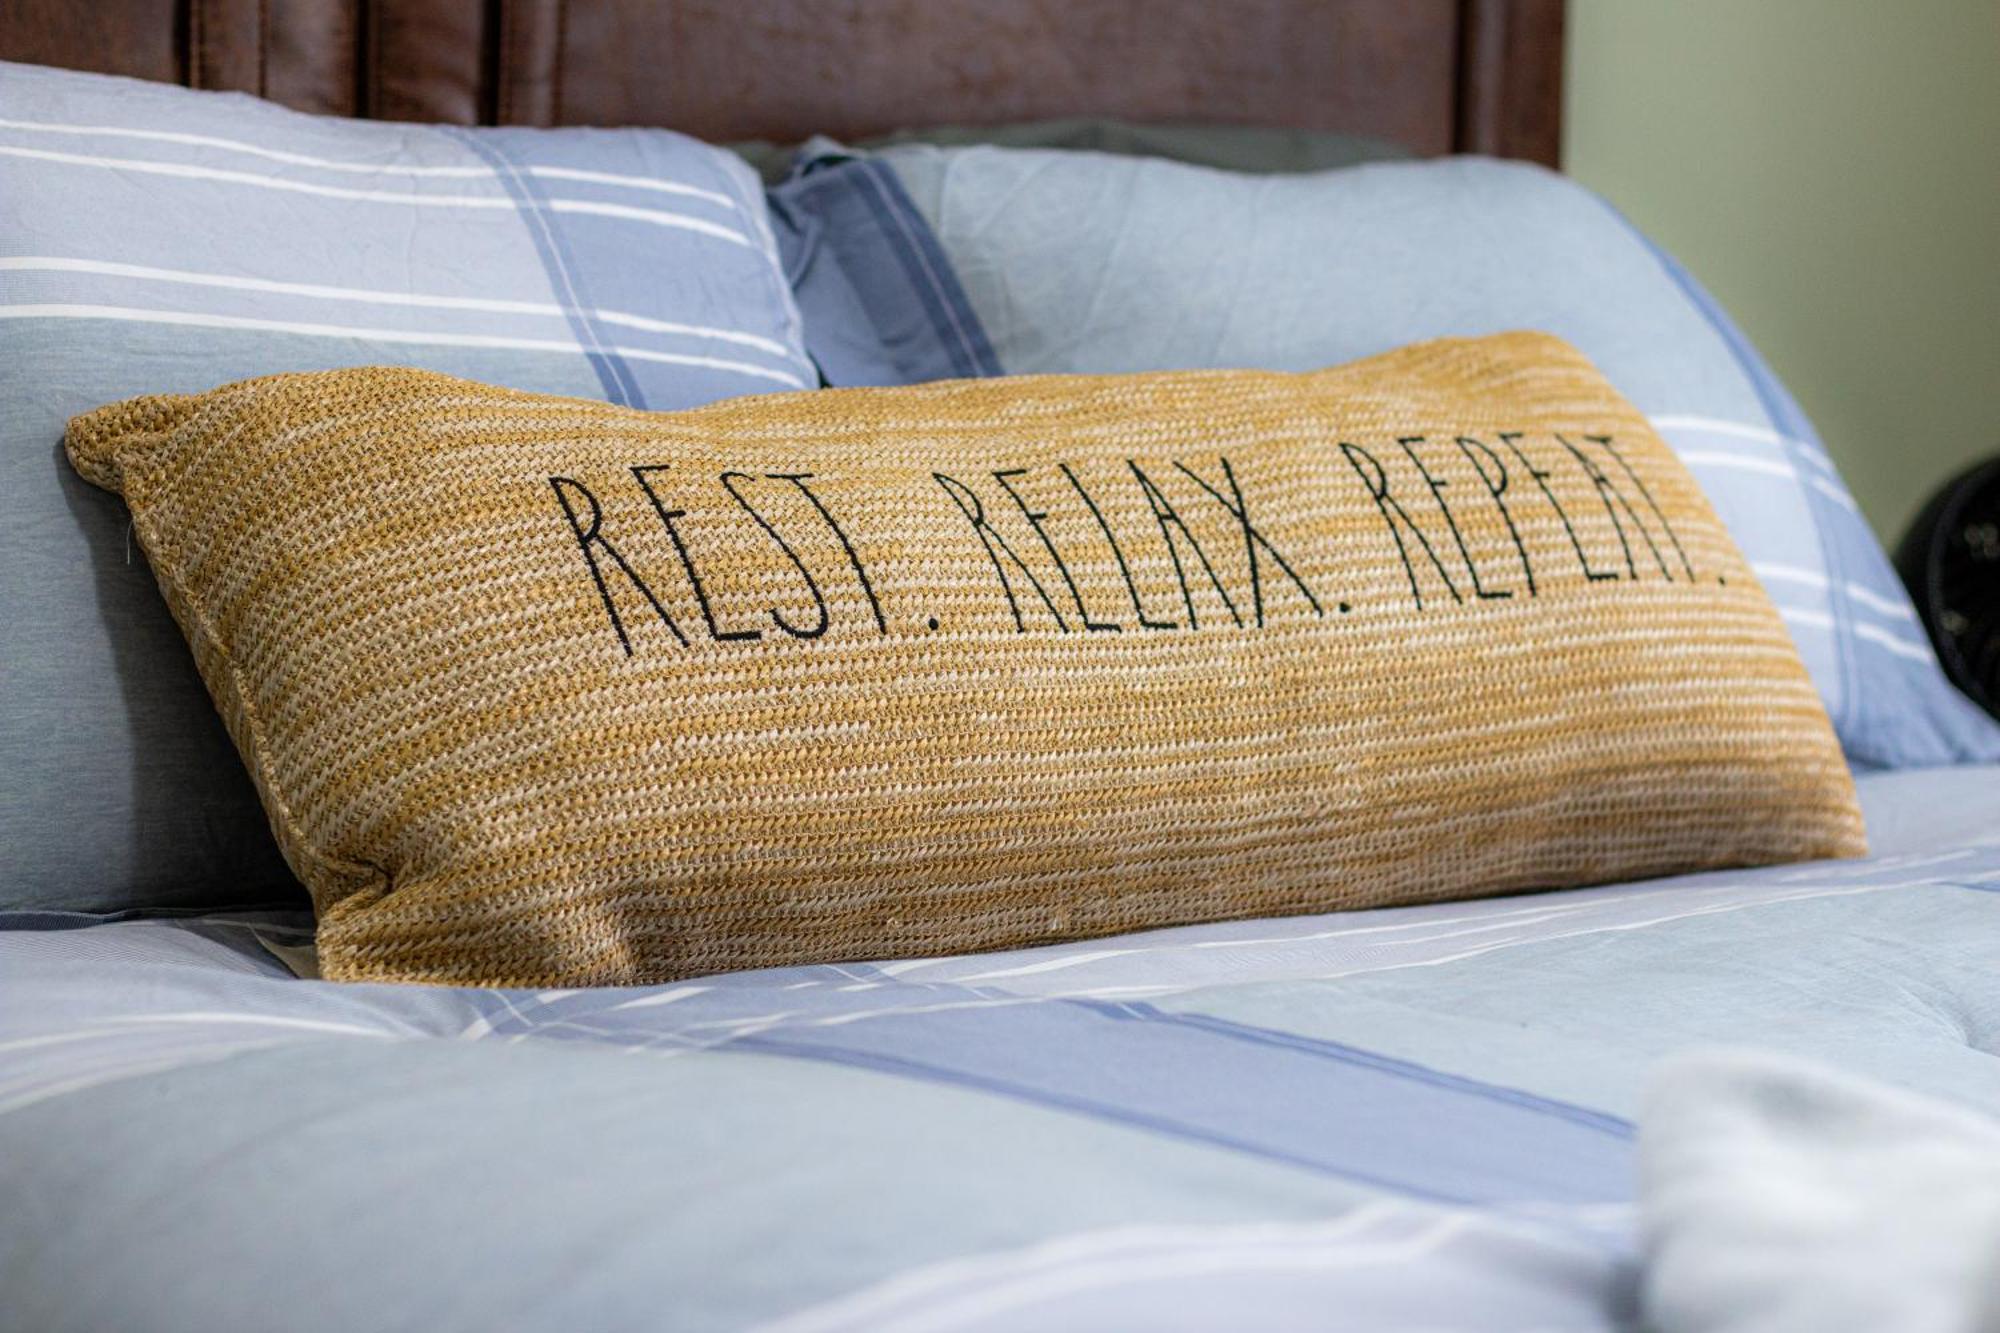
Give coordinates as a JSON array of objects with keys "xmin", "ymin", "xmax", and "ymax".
[{"xmin": 0, "ymin": 0, "xmax": 1564, "ymax": 165}]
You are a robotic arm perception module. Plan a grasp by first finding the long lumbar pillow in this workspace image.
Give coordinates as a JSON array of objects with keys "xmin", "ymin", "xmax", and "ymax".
[{"xmin": 66, "ymin": 332, "xmax": 1865, "ymax": 986}]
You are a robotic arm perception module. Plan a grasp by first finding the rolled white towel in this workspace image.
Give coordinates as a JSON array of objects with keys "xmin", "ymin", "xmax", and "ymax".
[{"xmin": 1640, "ymin": 1049, "xmax": 2000, "ymax": 1333}]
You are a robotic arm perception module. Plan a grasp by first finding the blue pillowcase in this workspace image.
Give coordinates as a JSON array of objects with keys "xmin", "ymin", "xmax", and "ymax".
[
  {"xmin": 0, "ymin": 61, "xmax": 813, "ymax": 913},
  {"xmin": 766, "ymin": 144, "xmax": 999, "ymax": 387},
  {"xmin": 772, "ymin": 145, "xmax": 2000, "ymax": 772}
]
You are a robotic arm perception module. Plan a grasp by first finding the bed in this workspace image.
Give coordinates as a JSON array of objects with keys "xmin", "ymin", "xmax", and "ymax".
[{"xmin": 4, "ymin": 4, "xmax": 1998, "ymax": 1331}]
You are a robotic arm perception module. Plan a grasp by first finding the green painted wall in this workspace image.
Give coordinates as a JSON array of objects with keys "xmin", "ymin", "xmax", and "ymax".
[{"xmin": 1564, "ymin": 0, "xmax": 1999, "ymax": 543}]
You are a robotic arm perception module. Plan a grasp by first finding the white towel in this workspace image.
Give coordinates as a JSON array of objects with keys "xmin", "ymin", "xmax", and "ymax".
[{"xmin": 1640, "ymin": 1049, "xmax": 2000, "ymax": 1333}]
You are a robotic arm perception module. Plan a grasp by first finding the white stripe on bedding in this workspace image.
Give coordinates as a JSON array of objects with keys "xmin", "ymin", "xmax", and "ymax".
[
  {"xmin": 528, "ymin": 164, "xmax": 735, "ymax": 207},
  {"xmin": 0, "ymin": 1013, "xmax": 411, "ymax": 1115},
  {"xmin": 1844, "ymin": 584, "xmax": 1919, "ymax": 621},
  {"xmin": 1671, "ymin": 451, "xmax": 1797, "ymax": 480},
  {"xmin": 694, "ymin": 871, "xmax": 2000, "ymax": 1039},
  {"xmin": 1852, "ymin": 622, "xmax": 1935, "ymax": 662},
  {"xmin": 0, "ymin": 304, "xmax": 809, "ymax": 386},
  {"xmin": 1650, "ymin": 414, "xmax": 1788, "ymax": 446},
  {"xmin": 1806, "ymin": 474, "xmax": 1864, "ymax": 513},
  {"xmin": 881, "ymin": 846, "xmax": 1981, "ymax": 989},
  {"xmin": 0, "ymin": 257, "xmax": 798, "ymax": 359},
  {"xmin": 1287, "ymin": 885, "xmax": 1923, "ymax": 981},
  {"xmin": 0, "ymin": 1050, "xmax": 292, "ymax": 1117},
  {"xmin": 459, "ymin": 990, "xmax": 562, "ymax": 1042},
  {"xmin": 1751, "ymin": 562, "xmax": 1920, "ymax": 622},
  {"xmin": 874, "ymin": 894, "xmax": 1613, "ymax": 980},
  {"xmin": 1778, "ymin": 848, "xmax": 1977, "ymax": 883},
  {"xmin": 0, "ymin": 145, "xmax": 752, "ymax": 246},
  {"xmin": 1778, "ymin": 607, "xmax": 1934, "ymax": 662},
  {"xmin": 0, "ymin": 116, "xmax": 737, "ymax": 207},
  {"xmin": 1622, "ymin": 446, "xmax": 1862, "ymax": 515},
  {"xmin": 544, "ymin": 197, "xmax": 751, "ymax": 245},
  {"xmin": 947, "ymin": 893, "xmax": 1675, "ymax": 990},
  {"xmin": 940, "ymin": 893, "xmax": 1653, "ymax": 984},
  {"xmin": 0, "ymin": 1013, "xmax": 395, "ymax": 1055},
  {"xmin": 609, "ymin": 985, "xmax": 712, "ymax": 1012},
  {"xmin": 754, "ymin": 1205, "xmax": 1464, "ymax": 1333},
  {"xmin": 883, "ymin": 866, "xmax": 1883, "ymax": 984},
  {"xmin": 102, "ymin": 1011, "xmax": 406, "ymax": 1036},
  {"xmin": 1649, "ymin": 413, "xmax": 1842, "ymax": 477}
]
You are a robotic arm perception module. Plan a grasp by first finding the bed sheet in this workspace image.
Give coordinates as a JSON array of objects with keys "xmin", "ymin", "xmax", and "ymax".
[{"xmin": 2, "ymin": 765, "xmax": 1997, "ymax": 1332}]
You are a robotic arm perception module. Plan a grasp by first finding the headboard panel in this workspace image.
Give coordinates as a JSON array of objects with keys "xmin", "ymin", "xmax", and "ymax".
[{"xmin": 0, "ymin": 0, "xmax": 1563, "ymax": 165}]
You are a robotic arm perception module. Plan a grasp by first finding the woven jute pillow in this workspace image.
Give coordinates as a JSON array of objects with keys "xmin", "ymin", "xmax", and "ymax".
[{"xmin": 67, "ymin": 332, "xmax": 1865, "ymax": 986}]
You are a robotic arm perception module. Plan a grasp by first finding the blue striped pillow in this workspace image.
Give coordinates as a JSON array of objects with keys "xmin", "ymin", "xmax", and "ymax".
[
  {"xmin": 775, "ymin": 145, "xmax": 2000, "ymax": 772},
  {"xmin": 0, "ymin": 60, "xmax": 813, "ymax": 914}
]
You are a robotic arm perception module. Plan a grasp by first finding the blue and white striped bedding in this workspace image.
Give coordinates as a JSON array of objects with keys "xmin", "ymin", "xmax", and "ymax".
[
  {"xmin": 0, "ymin": 71, "xmax": 809, "ymax": 399},
  {"xmin": 777, "ymin": 147, "xmax": 2000, "ymax": 773},
  {"xmin": 4, "ymin": 765, "xmax": 1995, "ymax": 1332},
  {"xmin": 0, "ymin": 61, "xmax": 813, "ymax": 917}
]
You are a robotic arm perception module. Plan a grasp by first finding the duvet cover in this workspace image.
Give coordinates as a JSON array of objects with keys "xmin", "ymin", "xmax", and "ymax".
[{"xmin": 2, "ymin": 765, "xmax": 1997, "ymax": 1332}]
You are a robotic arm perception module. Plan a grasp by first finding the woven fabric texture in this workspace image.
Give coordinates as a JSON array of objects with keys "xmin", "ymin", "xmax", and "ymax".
[{"xmin": 66, "ymin": 332, "xmax": 1865, "ymax": 987}]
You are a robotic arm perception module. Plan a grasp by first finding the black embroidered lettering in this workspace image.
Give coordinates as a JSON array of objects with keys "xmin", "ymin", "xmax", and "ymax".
[
  {"xmin": 1128, "ymin": 461, "xmax": 1241, "ymax": 631},
  {"xmin": 1554, "ymin": 433, "xmax": 1639, "ymax": 580},
  {"xmin": 1338, "ymin": 442, "xmax": 1462, "ymax": 610},
  {"xmin": 631, "ymin": 465, "xmax": 762, "ymax": 642},
  {"xmin": 1498, "ymin": 432, "xmax": 1618, "ymax": 583},
  {"xmin": 933, "ymin": 472, "xmax": 1069, "ymax": 633},
  {"xmin": 548, "ymin": 475, "xmax": 687, "ymax": 654},
  {"xmin": 774, "ymin": 473, "xmax": 887, "ymax": 636},
  {"xmin": 1574, "ymin": 435, "xmax": 1674, "ymax": 580},
  {"xmin": 1592, "ymin": 435, "xmax": 1696, "ymax": 579},
  {"xmin": 1456, "ymin": 435, "xmax": 1536, "ymax": 596},
  {"xmin": 1400, "ymin": 437, "xmax": 1508, "ymax": 600},
  {"xmin": 992, "ymin": 468, "xmax": 1119, "ymax": 632},
  {"xmin": 719, "ymin": 471, "xmax": 827, "ymax": 640},
  {"xmin": 1060, "ymin": 463, "xmax": 1175, "ymax": 630},
  {"xmin": 1173, "ymin": 456, "xmax": 1322, "ymax": 625}
]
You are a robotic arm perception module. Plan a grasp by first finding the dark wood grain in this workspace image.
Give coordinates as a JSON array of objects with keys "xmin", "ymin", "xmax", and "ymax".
[
  {"xmin": 0, "ymin": 0, "xmax": 1564, "ymax": 166},
  {"xmin": 1458, "ymin": 0, "xmax": 1564, "ymax": 164},
  {"xmin": 1, "ymin": 0, "xmax": 189, "ymax": 88},
  {"xmin": 538, "ymin": 0, "xmax": 1462, "ymax": 153}
]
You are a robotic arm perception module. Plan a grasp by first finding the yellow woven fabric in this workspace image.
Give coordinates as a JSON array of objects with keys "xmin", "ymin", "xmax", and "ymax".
[{"xmin": 67, "ymin": 332, "xmax": 1865, "ymax": 987}]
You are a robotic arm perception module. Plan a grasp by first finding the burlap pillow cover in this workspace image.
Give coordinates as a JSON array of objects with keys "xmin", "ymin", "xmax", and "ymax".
[{"xmin": 67, "ymin": 332, "xmax": 1865, "ymax": 987}]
